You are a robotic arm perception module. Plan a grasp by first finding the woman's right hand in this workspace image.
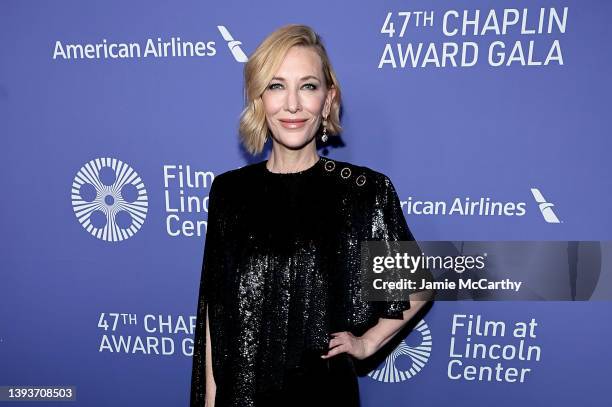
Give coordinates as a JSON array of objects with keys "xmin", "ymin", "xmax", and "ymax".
[{"xmin": 204, "ymin": 305, "xmax": 216, "ymax": 407}]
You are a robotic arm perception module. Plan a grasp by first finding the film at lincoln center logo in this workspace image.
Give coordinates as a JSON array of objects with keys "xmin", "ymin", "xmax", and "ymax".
[
  {"xmin": 368, "ymin": 319, "xmax": 432, "ymax": 383},
  {"xmin": 71, "ymin": 157, "xmax": 148, "ymax": 241}
]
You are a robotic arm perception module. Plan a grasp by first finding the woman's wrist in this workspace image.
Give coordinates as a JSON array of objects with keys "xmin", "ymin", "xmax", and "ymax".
[{"xmin": 359, "ymin": 332, "xmax": 382, "ymax": 357}]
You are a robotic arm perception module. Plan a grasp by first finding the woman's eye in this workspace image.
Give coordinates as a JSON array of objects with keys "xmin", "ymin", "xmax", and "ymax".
[{"xmin": 267, "ymin": 83, "xmax": 317, "ymax": 90}]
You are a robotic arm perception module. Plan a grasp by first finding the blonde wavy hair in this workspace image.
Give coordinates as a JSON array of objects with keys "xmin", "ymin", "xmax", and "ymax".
[{"xmin": 238, "ymin": 24, "xmax": 343, "ymax": 155}]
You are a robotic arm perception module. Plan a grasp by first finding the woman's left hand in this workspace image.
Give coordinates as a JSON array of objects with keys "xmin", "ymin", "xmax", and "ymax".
[{"xmin": 321, "ymin": 331, "xmax": 378, "ymax": 360}]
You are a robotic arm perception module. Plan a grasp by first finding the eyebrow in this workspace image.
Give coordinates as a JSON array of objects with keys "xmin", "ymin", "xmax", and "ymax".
[{"xmin": 270, "ymin": 75, "xmax": 321, "ymax": 82}]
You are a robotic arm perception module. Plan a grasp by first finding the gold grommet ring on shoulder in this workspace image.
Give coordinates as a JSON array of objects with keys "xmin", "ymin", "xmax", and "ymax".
[
  {"xmin": 324, "ymin": 160, "xmax": 336, "ymax": 172},
  {"xmin": 340, "ymin": 167, "xmax": 351, "ymax": 179},
  {"xmin": 356, "ymin": 174, "xmax": 366, "ymax": 186}
]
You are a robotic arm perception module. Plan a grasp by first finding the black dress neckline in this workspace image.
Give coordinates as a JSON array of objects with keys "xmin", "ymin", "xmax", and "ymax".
[{"xmin": 262, "ymin": 156, "xmax": 324, "ymax": 176}]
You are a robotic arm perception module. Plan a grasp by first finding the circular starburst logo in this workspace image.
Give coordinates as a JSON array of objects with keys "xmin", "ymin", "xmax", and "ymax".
[
  {"xmin": 71, "ymin": 157, "xmax": 148, "ymax": 241},
  {"xmin": 367, "ymin": 319, "xmax": 432, "ymax": 382}
]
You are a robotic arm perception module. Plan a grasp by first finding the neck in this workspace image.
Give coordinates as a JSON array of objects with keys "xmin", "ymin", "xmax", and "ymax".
[{"xmin": 266, "ymin": 144, "xmax": 319, "ymax": 173}]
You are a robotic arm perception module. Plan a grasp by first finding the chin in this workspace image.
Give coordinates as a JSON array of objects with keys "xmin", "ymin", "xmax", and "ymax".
[{"xmin": 276, "ymin": 133, "xmax": 314, "ymax": 149}]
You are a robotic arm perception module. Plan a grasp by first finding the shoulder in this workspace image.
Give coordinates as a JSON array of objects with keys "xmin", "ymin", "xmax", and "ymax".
[
  {"xmin": 320, "ymin": 157, "xmax": 394, "ymax": 193},
  {"xmin": 209, "ymin": 161, "xmax": 264, "ymax": 192}
]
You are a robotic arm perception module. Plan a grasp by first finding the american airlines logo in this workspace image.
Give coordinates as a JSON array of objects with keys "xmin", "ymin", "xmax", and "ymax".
[
  {"xmin": 217, "ymin": 26, "xmax": 247, "ymax": 62},
  {"xmin": 52, "ymin": 26, "xmax": 247, "ymax": 62},
  {"xmin": 530, "ymin": 188, "xmax": 561, "ymax": 223},
  {"xmin": 399, "ymin": 188, "xmax": 561, "ymax": 223},
  {"xmin": 400, "ymin": 196, "xmax": 527, "ymax": 217}
]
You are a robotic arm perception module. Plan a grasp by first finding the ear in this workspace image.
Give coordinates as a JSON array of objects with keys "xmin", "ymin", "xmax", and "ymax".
[{"xmin": 324, "ymin": 85, "xmax": 336, "ymax": 117}]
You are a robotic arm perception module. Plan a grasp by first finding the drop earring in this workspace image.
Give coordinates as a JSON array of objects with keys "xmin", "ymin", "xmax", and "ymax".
[{"xmin": 321, "ymin": 117, "xmax": 328, "ymax": 143}]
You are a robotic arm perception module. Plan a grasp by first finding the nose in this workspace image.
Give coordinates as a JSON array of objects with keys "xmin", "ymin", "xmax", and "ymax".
[{"xmin": 284, "ymin": 87, "xmax": 301, "ymax": 113}]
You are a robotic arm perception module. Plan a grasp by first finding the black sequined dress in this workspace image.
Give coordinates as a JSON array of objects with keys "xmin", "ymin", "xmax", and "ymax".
[{"xmin": 190, "ymin": 156, "xmax": 418, "ymax": 407}]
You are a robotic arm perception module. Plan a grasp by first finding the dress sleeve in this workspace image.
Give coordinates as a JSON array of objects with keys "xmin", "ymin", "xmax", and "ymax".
[
  {"xmin": 373, "ymin": 175, "xmax": 434, "ymax": 319},
  {"xmin": 190, "ymin": 175, "xmax": 223, "ymax": 407}
]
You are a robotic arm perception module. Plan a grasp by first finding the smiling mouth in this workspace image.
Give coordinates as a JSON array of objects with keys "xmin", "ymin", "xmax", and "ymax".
[{"xmin": 279, "ymin": 118, "xmax": 308, "ymax": 129}]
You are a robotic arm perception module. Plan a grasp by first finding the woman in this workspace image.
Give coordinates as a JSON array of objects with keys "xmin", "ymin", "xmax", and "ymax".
[{"xmin": 190, "ymin": 24, "xmax": 433, "ymax": 407}]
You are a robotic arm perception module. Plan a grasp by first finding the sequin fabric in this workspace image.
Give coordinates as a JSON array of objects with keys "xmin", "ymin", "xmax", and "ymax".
[{"xmin": 190, "ymin": 156, "xmax": 425, "ymax": 407}]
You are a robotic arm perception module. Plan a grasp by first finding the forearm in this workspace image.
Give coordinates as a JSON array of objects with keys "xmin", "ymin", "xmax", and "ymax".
[
  {"xmin": 362, "ymin": 299, "xmax": 428, "ymax": 352},
  {"xmin": 205, "ymin": 306, "xmax": 216, "ymax": 405}
]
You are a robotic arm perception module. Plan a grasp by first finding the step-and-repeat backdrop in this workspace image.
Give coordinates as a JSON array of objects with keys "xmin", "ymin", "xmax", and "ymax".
[{"xmin": 1, "ymin": 0, "xmax": 610, "ymax": 406}]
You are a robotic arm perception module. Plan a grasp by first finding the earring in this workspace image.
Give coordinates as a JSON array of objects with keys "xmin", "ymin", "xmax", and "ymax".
[{"xmin": 321, "ymin": 117, "xmax": 328, "ymax": 143}]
